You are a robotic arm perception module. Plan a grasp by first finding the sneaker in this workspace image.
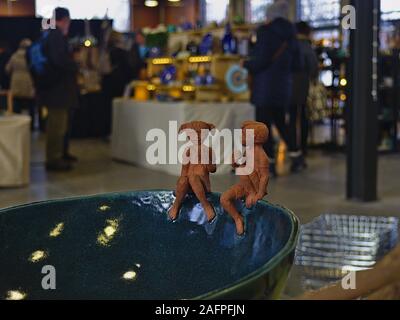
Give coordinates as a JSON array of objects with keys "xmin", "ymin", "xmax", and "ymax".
[
  {"xmin": 290, "ymin": 155, "xmax": 307, "ymax": 173},
  {"xmin": 46, "ymin": 160, "xmax": 73, "ymax": 172},
  {"xmin": 63, "ymin": 154, "xmax": 78, "ymax": 162}
]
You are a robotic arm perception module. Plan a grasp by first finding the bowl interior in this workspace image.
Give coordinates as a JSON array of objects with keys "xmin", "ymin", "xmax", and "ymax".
[{"xmin": 0, "ymin": 191, "xmax": 297, "ymax": 300}]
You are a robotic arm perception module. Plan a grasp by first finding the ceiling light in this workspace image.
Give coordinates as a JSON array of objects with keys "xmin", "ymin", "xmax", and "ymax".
[{"xmin": 145, "ymin": 0, "xmax": 159, "ymax": 7}]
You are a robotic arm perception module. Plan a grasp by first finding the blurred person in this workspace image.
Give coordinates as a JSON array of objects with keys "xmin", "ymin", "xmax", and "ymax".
[
  {"xmin": 5, "ymin": 39, "xmax": 36, "ymax": 130},
  {"xmin": 128, "ymin": 30, "xmax": 147, "ymax": 80},
  {"xmin": 36, "ymin": 7, "xmax": 79, "ymax": 171},
  {"xmin": 0, "ymin": 41, "xmax": 11, "ymax": 90},
  {"xmin": 102, "ymin": 31, "xmax": 134, "ymax": 136},
  {"xmin": 62, "ymin": 47, "xmax": 82, "ymax": 164},
  {"xmin": 288, "ymin": 21, "xmax": 319, "ymax": 171},
  {"xmin": 244, "ymin": 0, "xmax": 302, "ymax": 177}
]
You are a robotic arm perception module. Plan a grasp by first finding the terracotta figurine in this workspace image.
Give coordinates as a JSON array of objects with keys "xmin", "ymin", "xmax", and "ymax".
[
  {"xmin": 220, "ymin": 121, "xmax": 270, "ymax": 235},
  {"xmin": 169, "ymin": 121, "xmax": 217, "ymax": 222}
]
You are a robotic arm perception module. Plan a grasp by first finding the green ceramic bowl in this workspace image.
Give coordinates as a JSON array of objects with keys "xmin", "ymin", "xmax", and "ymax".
[{"xmin": 0, "ymin": 190, "xmax": 299, "ymax": 300}]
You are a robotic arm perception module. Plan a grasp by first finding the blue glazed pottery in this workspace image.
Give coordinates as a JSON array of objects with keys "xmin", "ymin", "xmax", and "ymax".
[
  {"xmin": 205, "ymin": 73, "xmax": 215, "ymax": 85},
  {"xmin": 222, "ymin": 23, "xmax": 238, "ymax": 54},
  {"xmin": 160, "ymin": 65, "xmax": 177, "ymax": 84},
  {"xmin": 0, "ymin": 191, "xmax": 299, "ymax": 300},
  {"xmin": 149, "ymin": 47, "xmax": 162, "ymax": 58},
  {"xmin": 195, "ymin": 75, "xmax": 204, "ymax": 86},
  {"xmin": 199, "ymin": 33, "xmax": 213, "ymax": 55}
]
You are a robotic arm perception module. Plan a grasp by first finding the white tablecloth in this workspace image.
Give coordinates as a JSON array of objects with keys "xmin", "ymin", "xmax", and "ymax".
[
  {"xmin": 111, "ymin": 99, "xmax": 255, "ymax": 176},
  {"xmin": 0, "ymin": 115, "xmax": 30, "ymax": 187}
]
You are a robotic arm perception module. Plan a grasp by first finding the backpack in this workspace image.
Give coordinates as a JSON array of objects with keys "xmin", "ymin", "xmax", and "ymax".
[{"xmin": 27, "ymin": 31, "xmax": 60, "ymax": 91}]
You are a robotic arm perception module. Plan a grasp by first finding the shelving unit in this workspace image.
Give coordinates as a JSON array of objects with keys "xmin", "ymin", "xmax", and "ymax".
[
  {"xmin": 378, "ymin": 49, "xmax": 400, "ymax": 152},
  {"xmin": 130, "ymin": 54, "xmax": 248, "ymax": 102}
]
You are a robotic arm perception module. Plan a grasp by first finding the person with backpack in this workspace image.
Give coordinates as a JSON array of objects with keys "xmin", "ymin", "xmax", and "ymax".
[
  {"xmin": 33, "ymin": 7, "xmax": 79, "ymax": 171},
  {"xmin": 243, "ymin": 0, "xmax": 303, "ymax": 177},
  {"xmin": 289, "ymin": 21, "xmax": 319, "ymax": 170}
]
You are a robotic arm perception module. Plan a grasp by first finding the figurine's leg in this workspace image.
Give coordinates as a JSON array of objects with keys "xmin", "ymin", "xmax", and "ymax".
[
  {"xmin": 220, "ymin": 187, "xmax": 246, "ymax": 235},
  {"xmin": 189, "ymin": 175, "xmax": 216, "ymax": 222},
  {"xmin": 169, "ymin": 177, "xmax": 189, "ymax": 221}
]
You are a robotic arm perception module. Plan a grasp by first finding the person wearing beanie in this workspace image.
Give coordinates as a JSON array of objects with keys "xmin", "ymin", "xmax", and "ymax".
[
  {"xmin": 244, "ymin": 0, "xmax": 303, "ymax": 177},
  {"xmin": 36, "ymin": 7, "xmax": 80, "ymax": 171}
]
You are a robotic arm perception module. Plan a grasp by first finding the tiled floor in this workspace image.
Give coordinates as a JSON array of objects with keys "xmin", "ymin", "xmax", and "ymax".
[
  {"xmin": 1, "ymin": 135, "xmax": 399, "ymax": 298},
  {"xmin": 1, "ymin": 135, "xmax": 399, "ymax": 223}
]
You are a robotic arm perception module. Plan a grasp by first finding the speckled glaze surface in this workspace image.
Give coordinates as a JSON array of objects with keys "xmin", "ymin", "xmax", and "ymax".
[{"xmin": 0, "ymin": 190, "xmax": 299, "ymax": 300}]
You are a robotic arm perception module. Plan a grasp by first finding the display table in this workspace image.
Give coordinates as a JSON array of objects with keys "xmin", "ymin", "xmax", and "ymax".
[
  {"xmin": 0, "ymin": 115, "xmax": 30, "ymax": 187},
  {"xmin": 111, "ymin": 99, "xmax": 255, "ymax": 176}
]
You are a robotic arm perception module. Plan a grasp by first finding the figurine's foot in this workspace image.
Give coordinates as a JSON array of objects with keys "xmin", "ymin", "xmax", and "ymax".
[
  {"xmin": 168, "ymin": 206, "xmax": 180, "ymax": 221},
  {"xmin": 234, "ymin": 216, "xmax": 245, "ymax": 236}
]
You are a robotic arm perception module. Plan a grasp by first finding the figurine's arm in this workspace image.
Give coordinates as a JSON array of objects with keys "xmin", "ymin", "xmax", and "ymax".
[
  {"xmin": 256, "ymin": 172, "xmax": 269, "ymax": 199},
  {"xmin": 207, "ymin": 148, "xmax": 217, "ymax": 173},
  {"xmin": 232, "ymin": 150, "xmax": 246, "ymax": 168},
  {"xmin": 246, "ymin": 170, "xmax": 268, "ymax": 208},
  {"xmin": 181, "ymin": 148, "xmax": 190, "ymax": 175},
  {"xmin": 232, "ymin": 152, "xmax": 240, "ymax": 168},
  {"xmin": 255, "ymin": 156, "xmax": 269, "ymax": 199}
]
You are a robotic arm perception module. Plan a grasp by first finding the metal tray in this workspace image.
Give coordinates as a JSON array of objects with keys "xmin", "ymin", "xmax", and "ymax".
[{"xmin": 295, "ymin": 214, "xmax": 399, "ymax": 290}]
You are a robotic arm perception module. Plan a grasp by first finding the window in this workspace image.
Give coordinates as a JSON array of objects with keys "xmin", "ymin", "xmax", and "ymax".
[
  {"xmin": 299, "ymin": 0, "xmax": 341, "ymax": 28},
  {"xmin": 35, "ymin": 0, "xmax": 131, "ymax": 32},
  {"xmin": 204, "ymin": 0, "xmax": 229, "ymax": 24},
  {"xmin": 381, "ymin": 0, "xmax": 400, "ymax": 21},
  {"xmin": 247, "ymin": 0, "xmax": 273, "ymax": 23}
]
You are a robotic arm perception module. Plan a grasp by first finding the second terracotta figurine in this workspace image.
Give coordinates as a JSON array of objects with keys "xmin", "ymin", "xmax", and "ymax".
[{"xmin": 220, "ymin": 121, "xmax": 270, "ymax": 235}]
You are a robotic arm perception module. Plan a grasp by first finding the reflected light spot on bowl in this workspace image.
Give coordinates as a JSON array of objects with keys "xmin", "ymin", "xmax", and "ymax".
[
  {"xmin": 104, "ymin": 226, "xmax": 116, "ymax": 237},
  {"xmin": 99, "ymin": 205, "xmax": 111, "ymax": 212},
  {"xmin": 97, "ymin": 219, "xmax": 120, "ymax": 247},
  {"xmin": 122, "ymin": 271, "xmax": 137, "ymax": 281},
  {"xmin": 49, "ymin": 222, "xmax": 64, "ymax": 238},
  {"xmin": 29, "ymin": 250, "xmax": 47, "ymax": 263},
  {"xmin": 135, "ymin": 263, "xmax": 141, "ymax": 268},
  {"xmin": 6, "ymin": 290, "xmax": 27, "ymax": 300}
]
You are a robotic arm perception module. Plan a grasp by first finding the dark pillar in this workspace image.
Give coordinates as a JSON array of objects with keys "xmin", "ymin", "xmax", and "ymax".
[{"xmin": 346, "ymin": 0, "xmax": 380, "ymax": 201}]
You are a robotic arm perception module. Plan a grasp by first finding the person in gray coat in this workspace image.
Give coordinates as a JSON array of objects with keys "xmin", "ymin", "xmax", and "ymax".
[
  {"xmin": 6, "ymin": 39, "xmax": 36, "ymax": 130},
  {"xmin": 289, "ymin": 21, "xmax": 319, "ymax": 171}
]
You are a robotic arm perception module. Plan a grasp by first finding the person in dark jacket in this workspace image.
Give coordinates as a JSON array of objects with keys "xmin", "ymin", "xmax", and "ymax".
[
  {"xmin": 38, "ymin": 7, "xmax": 79, "ymax": 171},
  {"xmin": 101, "ymin": 31, "xmax": 135, "ymax": 136},
  {"xmin": 289, "ymin": 21, "xmax": 319, "ymax": 169},
  {"xmin": 129, "ymin": 30, "xmax": 147, "ymax": 81},
  {"xmin": 0, "ymin": 41, "xmax": 11, "ymax": 90},
  {"xmin": 244, "ymin": 0, "xmax": 302, "ymax": 177}
]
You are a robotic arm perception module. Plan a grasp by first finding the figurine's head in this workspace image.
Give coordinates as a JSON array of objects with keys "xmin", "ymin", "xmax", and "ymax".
[
  {"xmin": 241, "ymin": 121, "xmax": 269, "ymax": 145},
  {"xmin": 179, "ymin": 121, "xmax": 216, "ymax": 143}
]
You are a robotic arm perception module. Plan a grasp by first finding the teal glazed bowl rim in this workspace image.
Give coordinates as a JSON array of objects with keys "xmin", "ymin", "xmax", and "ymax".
[
  {"xmin": 0, "ymin": 190, "xmax": 300, "ymax": 300},
  {"xmin": 193, "ymin": 192, "xmax": 300, "ymax": 300}
]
